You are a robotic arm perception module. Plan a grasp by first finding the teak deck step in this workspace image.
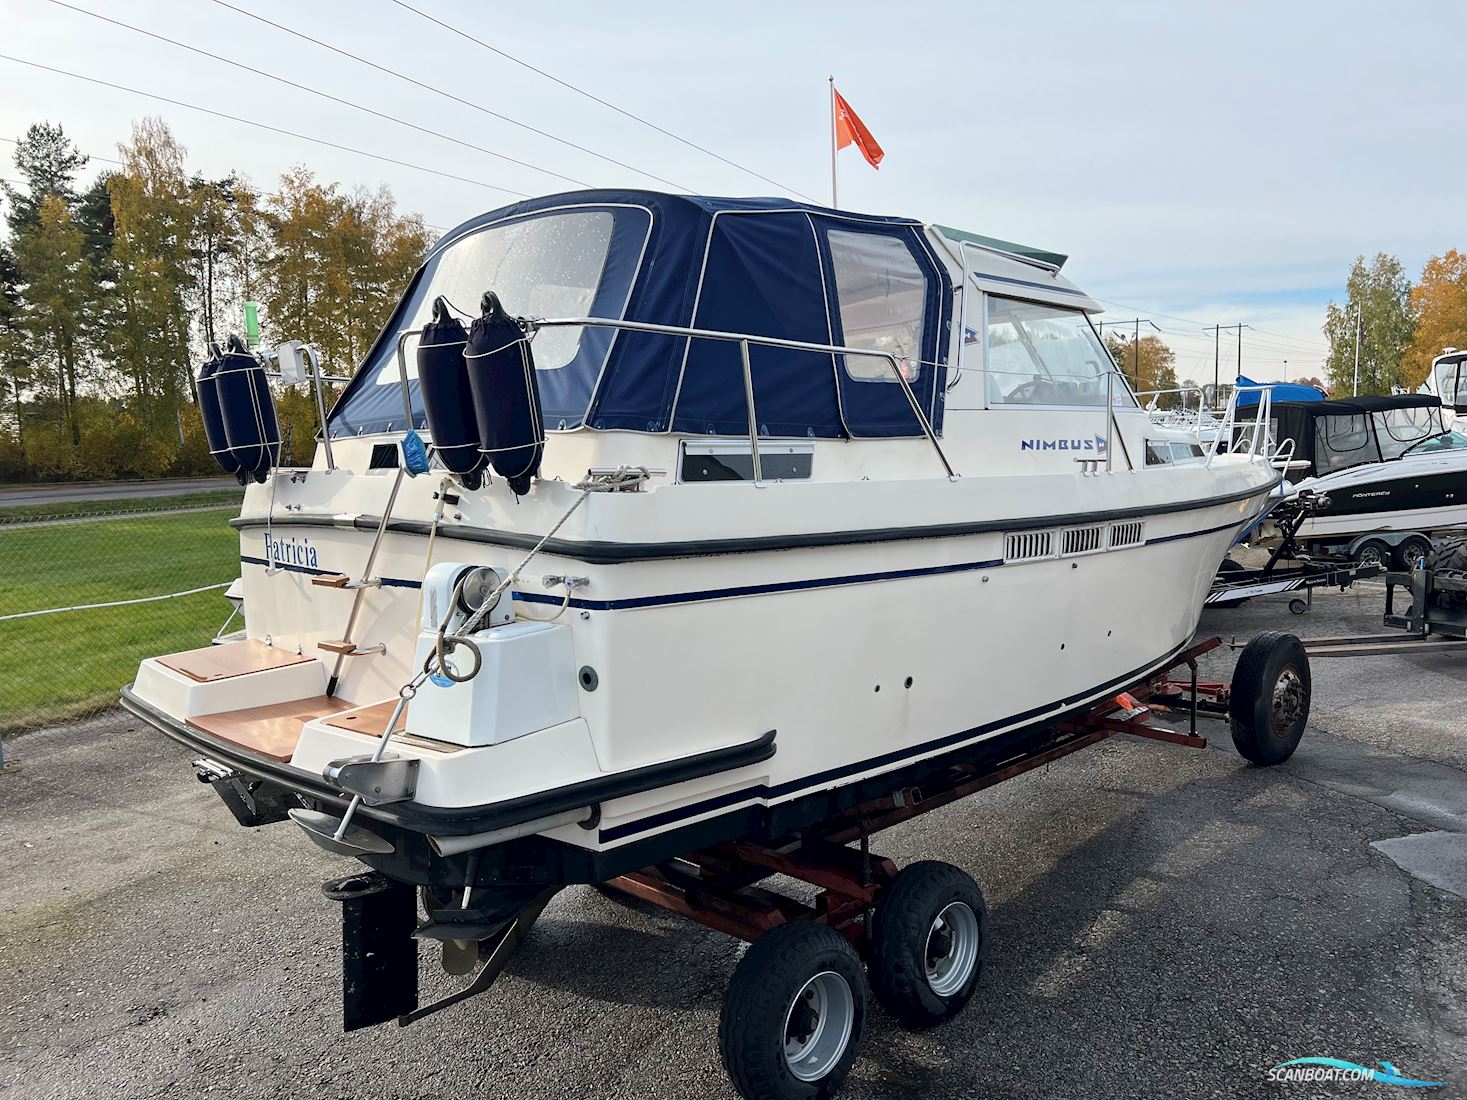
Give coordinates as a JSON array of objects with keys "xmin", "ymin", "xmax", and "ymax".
[
  {"xmin": 322, "ymin": 700, "xmax": 464, "ymax": 754},
  {"xmin": 187, "ymin": 696, "xmax": 356, "ymax": 762},
  {"xmin": 158, "ymin": 640, "xmax": 314, "ymax": 683},
  {"xmin": 317, "ymin": 640, "xmax": 386, "ymax": 656}
]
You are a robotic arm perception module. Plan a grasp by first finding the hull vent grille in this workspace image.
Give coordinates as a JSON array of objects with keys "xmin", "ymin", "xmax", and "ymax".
[
  {"xmin": 1004, "ymin": 531, "xmax": 1054, "ymax": 562},
  {"xmin": 1108, "ymin": 521, "xmax": 1145, "ymax": 549},
  {"xmin": 1062, "ymin": 525, "xmax": 1105, "ymax": 556}
]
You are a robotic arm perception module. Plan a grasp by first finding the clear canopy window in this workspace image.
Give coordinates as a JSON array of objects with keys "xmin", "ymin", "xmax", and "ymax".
[
  {"xmin": 1375, "ymin": 405, "xmax": 1443, "ymax": 460},
  {"xmin": 984, "ymin": 297, "xmax": 1131, "ymax": 407},
  {"xmin": 1314, "ymin": 414, "xmax": 1374, "ymax": 472},
  {"xmin": 395, "ymin": 211, "xmax": 612, "ymax": 374},
  {"xmin": 828, "ymin": 230, "xmax": 928, "ymax": 382}
]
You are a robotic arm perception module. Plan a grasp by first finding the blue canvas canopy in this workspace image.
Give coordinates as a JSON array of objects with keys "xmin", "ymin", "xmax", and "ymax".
[
  {"xmin": 1235, "ymin": 374, "xmax": 1325, "ymax": 407},
  {"xmin": 328, "ymin": 190, "xmax": 953, "ymax": 440}
]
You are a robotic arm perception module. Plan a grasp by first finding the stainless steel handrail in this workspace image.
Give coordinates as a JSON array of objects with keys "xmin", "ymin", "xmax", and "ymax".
[
  {"xmin": 526, "ymin": 315, "xmax": 957, "ymax": 481},
  {"xmin": 1206, "ymin": 385, "xmax": 1278, "ymax": 466}
]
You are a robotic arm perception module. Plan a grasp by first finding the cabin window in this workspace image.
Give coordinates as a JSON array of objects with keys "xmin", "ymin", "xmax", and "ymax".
[
  {"xmin": 985, "ymin": 297, "xmax": 1132, "ymax": 407},
  {"xmin": 1375, "ymin": 405, "xmax": 1440, "ymax": 460},
  {"xmin": 828, "ymin": 230, "xmax": 928, "ymax": 382}
]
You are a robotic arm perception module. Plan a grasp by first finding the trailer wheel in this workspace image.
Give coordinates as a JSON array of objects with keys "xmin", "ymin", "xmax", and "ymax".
[
  {"xmin": 1394, "ymin": 535, "xmax": 1432, "ymax": 572},
  {"xmin": 719, "ymin": 922, "xmax": 866, "ymax": 1100},
  {"xmin": 1288, "ymin": 597, "xmax": 1308, "ymax": 616},
  {"xmin": 868, "ymin": 861, "xmax": 987, "ymax": 1026},
  {"xmin": 1228, "ymin": 631, "xmax": 1310, "ymax": 766},
  {"xmin": 1353, "ymin": 539, "xmax": 1389, "ymax": 570}
]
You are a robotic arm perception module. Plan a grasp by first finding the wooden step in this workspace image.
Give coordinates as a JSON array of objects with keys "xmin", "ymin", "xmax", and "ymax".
[
  {"xmin": 158, "ymin": 639, "xmax": 313, "ymax": 683},
  {"xmin": 188, "ymin": 695, "xmax": 357, "ymax": 761},
  {"xmin": 317, "ymin": 640, "xmax": 386, "ymax": 656},
  {"xmin": 309, "ymin": 573, "xmax": 351, "ymax": 588}
]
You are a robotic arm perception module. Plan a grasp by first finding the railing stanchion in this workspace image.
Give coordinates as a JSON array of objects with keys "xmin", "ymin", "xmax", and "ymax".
[
  {"xmin": 739, "ymin": 339, "xmax": 763, "ymax": 484},
  {"xmin": 1106, "ymin": 370, "xmax": 1114, "ymax": 473}
]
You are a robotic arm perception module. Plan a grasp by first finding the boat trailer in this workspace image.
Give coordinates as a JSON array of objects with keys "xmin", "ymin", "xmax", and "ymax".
[
  {"xmin": 321, "ymin": 632, "xmax": 1309, "ymax": 1100},
  {"xmin": 1211, "ymin": 492, "xmax": 1382, "ymax": 615}
]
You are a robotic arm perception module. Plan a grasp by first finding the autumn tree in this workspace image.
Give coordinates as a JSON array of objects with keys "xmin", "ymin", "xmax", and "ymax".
[
  {"xmin": 1402, "ymin": 250, "xmax": 1467, "ymax": 388},
  {"xmin": 108, "ymin": 117, "xmax": 196, "ymax": 423},
  {"xmin": 0, "ymin": 242, "xmax": 25, "ymax": 443},
  {"xmin": 191, "ymin": 172, "xmax": 261, "ymax": 350},
  {"xmin": 14, "ymin": 195, "xmax": 93, "ymax": 445},
  {"xmin": 1322, "ymin": 253, "xmax": 1414, "ymax": 396},
  {"xmin": 260, "ymin": 167, "xmax": 431, "ymax": 375},
  {"xmin": 1104, "ymin": 332, "xmax": 1179, "ymax": 404}
]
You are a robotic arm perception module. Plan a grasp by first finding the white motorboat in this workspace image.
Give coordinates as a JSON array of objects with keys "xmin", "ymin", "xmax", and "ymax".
[
  {"xmin": 120, "ymin": 189, "xmax": 1287, "ymax": 1083},
  {"xmin": 1265, "ymin": 394, "xmax": 1467, "ymax": 566}
]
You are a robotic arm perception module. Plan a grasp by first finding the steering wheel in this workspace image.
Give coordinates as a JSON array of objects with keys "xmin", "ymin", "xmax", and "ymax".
[{"xmin": 1007, "ymin": 378, "xmax": 1052, "ymax": 403}]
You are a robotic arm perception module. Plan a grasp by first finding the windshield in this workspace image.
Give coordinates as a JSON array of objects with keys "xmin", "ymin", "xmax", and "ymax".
[
  {"xmin": 985, "ymin": 297, "xmax": 1135, "ymax": 407},
  {"xmin": 363, "ymin": 205, "xmax": 650, "ymax": 428},
  {"xmin": 1412, "ymin": 428, "xmax": 1467, "ymax": 454}
]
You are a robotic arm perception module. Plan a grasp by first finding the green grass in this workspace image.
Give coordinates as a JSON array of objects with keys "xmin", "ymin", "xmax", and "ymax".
[
  {"xmin": 0, "ymin": 489, "xmax": 243, "ymax": 524},
  {"xmin": 0, "ymin": 508, "xmax": 241, "ymax": 732}
]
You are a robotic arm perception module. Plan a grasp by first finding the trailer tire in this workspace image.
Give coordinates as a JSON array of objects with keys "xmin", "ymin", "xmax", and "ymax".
[
  {"xmin": 1353, "ymin": 539, "xmax": 1389, "ymax": 570},
  {"xmin": 1427, "ymin": 536, "xmax": 1467, "ymax": 609},
  {"xmin": 1211, "ymin": 558, "xmax": 1248, "ymax": 608},
  {"xmin": 868, "ymin": 861, "xmax": 987, "ymax": 1026},
  {"xmin": 1394, "ymin": 535, "xmax": 1432, "ymax": 572},
  {"xmin": 719, "ymin": 921, "xmax": 866, "ymax": 1100},
  {"xmin": 1228, "ymin": 631, "xmax": 1310, "ymax": 766}
]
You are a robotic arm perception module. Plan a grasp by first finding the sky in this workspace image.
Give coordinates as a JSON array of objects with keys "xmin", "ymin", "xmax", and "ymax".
[{"xmin": 4, "ymin": 0, "xmax": 1465, "ymax": 386}]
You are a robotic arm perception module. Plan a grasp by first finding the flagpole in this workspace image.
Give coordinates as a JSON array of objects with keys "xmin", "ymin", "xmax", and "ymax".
[{"xmin": 828, "ymin": 75, "xmax": 838, "ymax": 208}]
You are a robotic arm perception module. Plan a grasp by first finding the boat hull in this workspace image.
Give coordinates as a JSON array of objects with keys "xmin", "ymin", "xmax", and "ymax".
[
  {"xmin": 1293, "ymin": 461, "xmax": 1467, "ymax": 540},
  {"xmin": 129, "ymin": 472, "xmax": 1272, "ymax": 870}
]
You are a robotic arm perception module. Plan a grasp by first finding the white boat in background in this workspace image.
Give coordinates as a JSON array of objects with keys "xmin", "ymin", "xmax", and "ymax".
[{"xmin": 119, "ymin": 189, "xmax": 1287, "ymax": 1091}]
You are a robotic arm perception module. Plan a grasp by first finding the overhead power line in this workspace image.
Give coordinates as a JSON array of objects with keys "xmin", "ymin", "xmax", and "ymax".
[
  {"xmin": 387, "ymin": 0, "xmax": 819, "ymax": 202},
  {"xmin": 44, "ymin": 0, "xmax": 587, "ymax": 190},
  {"xmin": 0, "ymin": 53, "xmax": 528, "ymax": 198},
  {"xmin": 203, "ymin": 0, "xmax": 690, "ymax": 192}
]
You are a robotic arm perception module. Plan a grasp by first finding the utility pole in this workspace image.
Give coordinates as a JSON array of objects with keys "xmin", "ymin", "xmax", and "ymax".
[
  {"xmin": 1096, "ymin": 318, "xmax": 1160, "ymax": 390},
  {"xmin": 1231, "ymin": 322, "xmax": 1246, "ymax": 378},
  {"xmin": 1212, "ymin": 323, "xmax": 1220, "ymax": 397},
  {"xmin": 1353, "ymin": 306, "xmax": 1362, "ymax": 396}
]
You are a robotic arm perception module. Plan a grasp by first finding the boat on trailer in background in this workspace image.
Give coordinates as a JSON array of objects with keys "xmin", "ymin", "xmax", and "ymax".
[
  {"xmin": 121, "ymin": 189, "xmax": 1305, "ymax": 1099},
  {"xmin": 1259, "ymin": 393, "xmax": 1467, "ymax": 570}
]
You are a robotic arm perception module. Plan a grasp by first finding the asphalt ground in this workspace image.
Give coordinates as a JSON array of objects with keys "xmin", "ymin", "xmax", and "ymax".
[
  {"xmin": 0, "ymin": 477, "xmax": 239, "ymax": 508},
  {"xmin": 2, "ymin": 580, "xmax": 1464, "ymax": 1099}
]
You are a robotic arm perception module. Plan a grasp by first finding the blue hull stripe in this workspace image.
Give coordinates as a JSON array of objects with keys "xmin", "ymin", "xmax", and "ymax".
[
  {"xmin": 240, "ymin": 514, "xmax": 1243, "ymax": 609},
  {"xmin": 239, "ymin": 555, "xmax": 423, "ymax": 589}
]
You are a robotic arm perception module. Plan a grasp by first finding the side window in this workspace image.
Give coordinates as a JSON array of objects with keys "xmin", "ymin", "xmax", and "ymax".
[
  {"xmin": 828, "ymin": 230, "xmax": 927, "ymax": 382},
  {"xmin": 1145, "ymin": 440, "xmax": 1171, "ymax": 465},
  {"xmin": 985, "ymin": 296, "xmax": 1134, "ymax": 408},
  {"xmin": 1315, "ymin": 415, "xmax": 1373, "ymax": 473}
]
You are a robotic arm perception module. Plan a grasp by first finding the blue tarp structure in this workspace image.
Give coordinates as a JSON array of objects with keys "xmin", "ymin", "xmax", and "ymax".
[
  {"xmin": 1235, "ymin": 374, "xmax": 1325, "ymax": 407},
  {"xmin": 328, "ymin": 190, "xmax": 952, "ymax": 440}
]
